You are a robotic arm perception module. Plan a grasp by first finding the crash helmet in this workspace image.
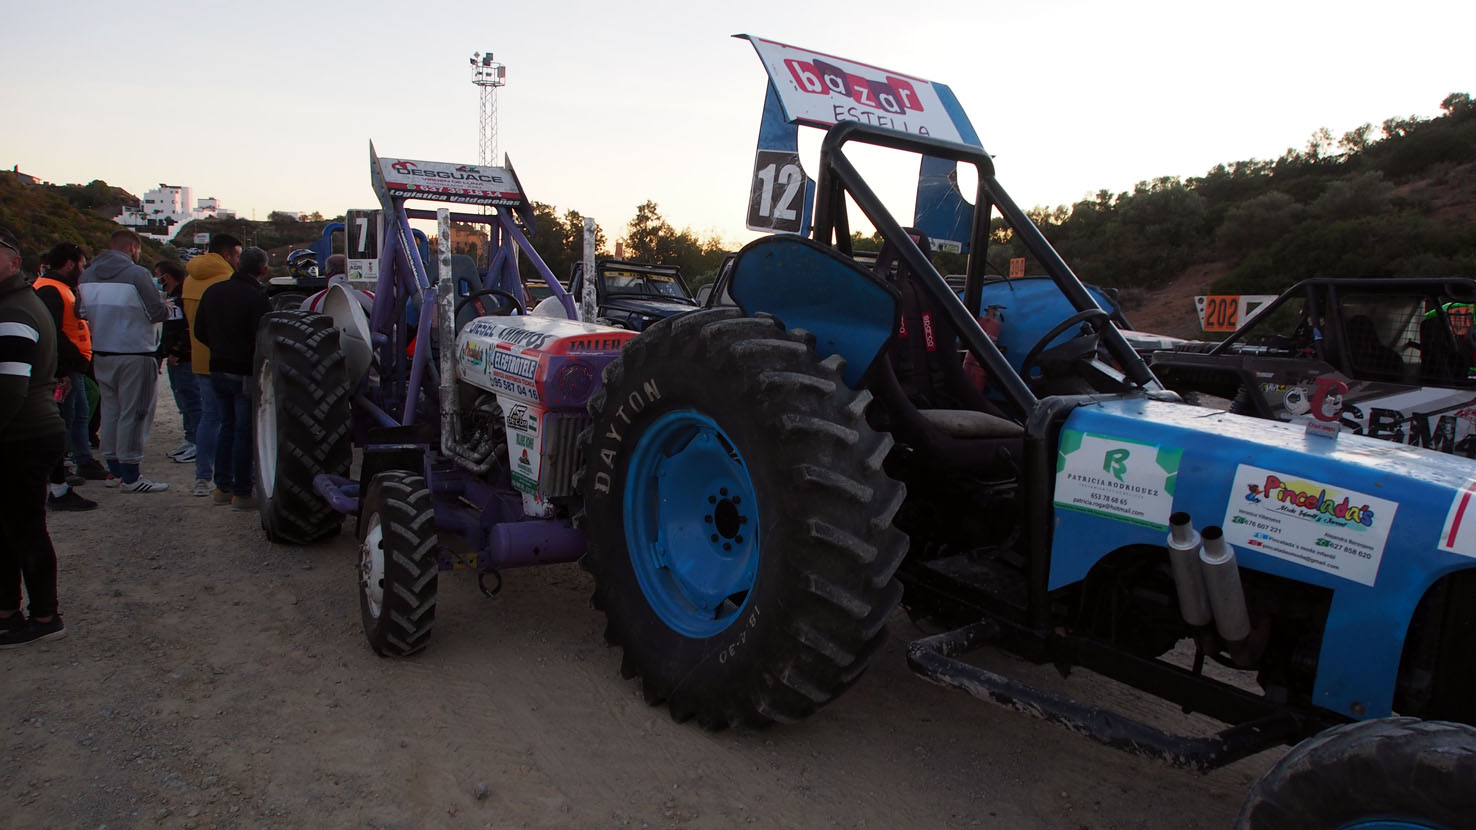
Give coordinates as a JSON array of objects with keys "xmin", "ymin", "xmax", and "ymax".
[{"xmin": 287, "ymin": 248, "xmax": 319, "ymax": 278}]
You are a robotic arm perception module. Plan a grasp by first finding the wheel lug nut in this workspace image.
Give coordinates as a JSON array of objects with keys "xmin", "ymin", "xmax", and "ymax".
[
  {"xmin": 735, "ymin": 535, "xmax": 744, "ymax": 544},
  {"xmin": 720, "ymin": 487, "xmax": 728, "ymax": 496},
  {"xmin": 710, "ymin": 534, "xmax": 718, "ymax": 542},
  {"xmin": 723, "ymin": 543, "xmax": 731, "ymax": 551},
  {"xmin": 704, "ymin": 515, "xmax": 712, "ymax": 523},
  {"xmin": 708, "ymin": 496, "xmax": 716, "ymax": 504}
]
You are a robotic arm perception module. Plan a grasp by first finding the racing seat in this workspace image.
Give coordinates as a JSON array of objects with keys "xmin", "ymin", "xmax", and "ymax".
[{"xmin": 866, "ymin": 230, "xmax": 1023, "ymax": 476}]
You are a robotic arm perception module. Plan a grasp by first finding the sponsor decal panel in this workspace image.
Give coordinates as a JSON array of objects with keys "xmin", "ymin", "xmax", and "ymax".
[
  {"xmin": 1054, "ymin": 430, "xmax": 1181, "ymax": 531},
  {"xmin": 744, "ymin": 37, "xmax": 963, "ymax": 142},
  {"xmin": 503, "ymin": 401, "xmax": 542, "ymax": 493},
  {"xmin": 1222, "ymin": 464, "xmax": 1397, "ymax": 586}
]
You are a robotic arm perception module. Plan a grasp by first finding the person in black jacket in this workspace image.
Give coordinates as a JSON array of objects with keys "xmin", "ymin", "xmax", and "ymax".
[
  {"xmin": 193, "ymin": 246, "xmax": 271, "ymax": 510},
  {"xmin": 0, "ymin": 225, "xmax": 69, "ymax": 647},
  {"xmin": 155, "ymin": 260, "xmax": 200, "ymax": 467}
]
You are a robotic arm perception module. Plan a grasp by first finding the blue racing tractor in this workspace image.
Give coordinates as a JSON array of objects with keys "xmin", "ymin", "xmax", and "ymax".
[{"xmin": 254, "ymin": 38, "xmax": 1476, "ymax": 829}]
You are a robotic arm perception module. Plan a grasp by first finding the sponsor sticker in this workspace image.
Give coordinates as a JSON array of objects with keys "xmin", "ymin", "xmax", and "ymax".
[
  {"xmin": 1054, "ymin": 430, "xmax": 1180, "ymax": 531},
  {"xmin": 1438, "ymin": 477, "xmax": 1476, "ymax": 560},
  {"xmin": 1222, "ymin": 465, "xmax": 1397, "ymax": 586},
  {"xmin": 503, "ymin": 401, "xmax": 542, "ymax": 494}
]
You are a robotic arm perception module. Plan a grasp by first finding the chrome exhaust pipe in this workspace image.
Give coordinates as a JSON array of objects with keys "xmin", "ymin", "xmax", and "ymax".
[
  {"xmin": 1166, "ymin": 512, "xmax": 1212, "ymax": 627},
  {"xmin": 1198, "ymin": 526, "xmax": 1251, "ymax": 652}
]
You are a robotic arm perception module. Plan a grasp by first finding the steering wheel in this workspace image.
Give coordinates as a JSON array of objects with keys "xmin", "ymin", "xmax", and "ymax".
[
  {"xmin": 1020, "ymin": 308, "xmax": 1114, "ymax": 380},
  {"xmin": 454, "ymin": 288, "xmax": 526, "ymax": 319}
]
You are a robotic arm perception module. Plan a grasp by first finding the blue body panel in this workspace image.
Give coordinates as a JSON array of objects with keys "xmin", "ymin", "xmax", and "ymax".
[
  {"xmin": 973, "ymin": 277, "xmax": 1114, "ymax": 369},
  {"xmin": 729, "ymin": 237, "xmax": 897, "ymax": 388},
  {"xmin": 1050, "ymin": 398, "xmax": 1476, "ymax": 719},
  {"xmin": 912, "ymin": 84, "xmax": 983, "ymax": 254}
]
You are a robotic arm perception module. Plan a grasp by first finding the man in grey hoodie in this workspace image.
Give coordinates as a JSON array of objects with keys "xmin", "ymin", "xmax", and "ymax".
[{"xmin": 78, "ymin": 230, "xmax": 169, "ymax": 492}]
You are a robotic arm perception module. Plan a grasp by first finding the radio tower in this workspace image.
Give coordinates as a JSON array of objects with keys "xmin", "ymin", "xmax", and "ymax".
[{"xmin": 469, "ymin": 51, "xmax": 506, "ymax": 166}]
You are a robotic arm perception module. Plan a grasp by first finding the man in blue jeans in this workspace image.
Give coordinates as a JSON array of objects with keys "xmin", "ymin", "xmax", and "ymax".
[
  {"xmin": 192, "ymin": 246, "xmax": 271, "ymax": 510},
  {"xmin": 154, "ymin": 260, "xmax": 200, "ymax": 464}
]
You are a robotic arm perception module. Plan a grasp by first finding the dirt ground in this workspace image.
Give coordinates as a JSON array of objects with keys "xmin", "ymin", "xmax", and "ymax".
[{"xmin": 2, "ymin": 378, "xmax": 1282, "ymax": 829}]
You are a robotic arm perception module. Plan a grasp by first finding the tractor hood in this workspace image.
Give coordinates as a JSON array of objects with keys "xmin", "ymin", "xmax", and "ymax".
[{"xmin": 1048, "ymin": 396, "xmax": 1476, "ymax": 720}]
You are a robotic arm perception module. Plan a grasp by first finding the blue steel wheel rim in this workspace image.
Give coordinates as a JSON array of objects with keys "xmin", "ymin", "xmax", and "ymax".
[
  {"xmin": 622, "ymin": 409, "xmax": 760, "ymax": 638},
  {"xmin": 1341, "ymin": 821, "xmax": 1446, "ymax": 830}
]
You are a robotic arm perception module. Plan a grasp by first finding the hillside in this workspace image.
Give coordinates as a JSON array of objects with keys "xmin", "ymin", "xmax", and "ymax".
[
  {"xmin": 0, "ymin": 171, "xmax": 334, "ymax": 274},
  {"xmin": 0, "ymin": 172, "xmax": 167, "ymax": 269}
]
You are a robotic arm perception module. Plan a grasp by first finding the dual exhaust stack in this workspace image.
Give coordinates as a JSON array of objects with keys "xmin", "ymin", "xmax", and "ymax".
[{"xmin": 1167, "ymin": 512, "xmax": 1251, "ymax": 662}]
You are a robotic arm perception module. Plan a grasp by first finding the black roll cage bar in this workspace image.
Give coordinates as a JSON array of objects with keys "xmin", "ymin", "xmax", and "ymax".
[{"xmin": 810, "ymin": 122, "xmax": 1162, "ymax": 414}]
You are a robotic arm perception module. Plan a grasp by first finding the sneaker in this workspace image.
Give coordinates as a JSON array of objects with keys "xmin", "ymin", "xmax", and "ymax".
[
  {"xmin": 167, "ymin": 441, "xmax": 193, "ymax": 459},
  {"xmin": 0, "ymin": 615, "xmax": 66, "ymax": 649},
  {"xmin": 0, "ymin": 613, "xmax": 25, "ymax": 635},
  {"xmin": 103, "ymin": 475, "xmax": 121, "ymax": 488},
  {"xmin": 212, "ymin": 489, "xmax": 233, "ymax": 505},
  {"xmin": 232, "ymin": 494, "xmax": 257, "ymax": 511},
  {"xmin": 172, "ymin": 445, "xmax": 197, "ymax": 462},
  {"xmin": 122, "ymin": 477, "xmax": 169, "ymax": 493},
  {"xmin": 76, "ymin": 459, "xmax": 109, "ymax": 481},
  {"xmin": 47, "ymin": 490, "xmax": 99, "ymax": 511},
  {"xmin": 192, "ymin": 479, "xmax": 213, "ymax": 497}
]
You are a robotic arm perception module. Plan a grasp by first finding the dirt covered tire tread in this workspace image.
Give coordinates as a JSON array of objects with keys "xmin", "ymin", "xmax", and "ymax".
[
  {"xmin": 358, "ymin": 471, "xmax": 438, "ymax": 657},
  {"xmin": 1236, "ymin": 716, "xmax": 1476, "ymax": 829},
  {"xmin": 253, "ymin": 310, "xmax": 352, "ymax": 544},
  {"xmin": 578, "ymin": 308, "xmax": 908, "ymax": 730}
]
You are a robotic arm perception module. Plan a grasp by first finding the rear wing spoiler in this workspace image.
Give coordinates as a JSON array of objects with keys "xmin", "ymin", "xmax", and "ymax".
[{"xmin": 735, "ymin": 34, "xmax": 983, "ymax": 253}]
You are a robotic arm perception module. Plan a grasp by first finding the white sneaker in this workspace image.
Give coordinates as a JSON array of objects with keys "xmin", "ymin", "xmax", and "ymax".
[
  {"xmin": 123, "ymin": 477, "xmax": 170, "ymax": 493},
  {"xmin": 192, "ymin": 479, "xmax": 212, "ymax": 497},
  {"xmin": 172, "ymin": 445, "xmax": 197, "ymax": 462},
  {"xmin": 167, "ymin": 441, "xmax": 193, "ymax": 459}
]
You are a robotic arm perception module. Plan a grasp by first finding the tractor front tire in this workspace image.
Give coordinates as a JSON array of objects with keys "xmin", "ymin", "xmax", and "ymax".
[
  {"xmin": 1237, "ymin": 716, "xmax": 1476, "ymax": 829},
  {"xmin": 357, "ymin": 471, "xmax": 438, "ymax": 657},
  {"xmin": 578, "ymin": 308, "xmax": 908, "ymax": 729},
  {"xmin": 252, "ymin": 311, "xmax": 352, "ymax": 544}
]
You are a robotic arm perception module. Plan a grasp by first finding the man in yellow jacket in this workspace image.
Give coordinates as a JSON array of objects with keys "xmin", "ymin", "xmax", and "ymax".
[{"xmin": 182, "ymin": 234, "xmax": 241, "ymax": 497}]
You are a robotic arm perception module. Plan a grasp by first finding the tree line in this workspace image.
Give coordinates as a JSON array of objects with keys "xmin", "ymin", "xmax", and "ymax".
[{"xmin": 982, "ymin": 92, "xmax": 1476, "ymax": 303}]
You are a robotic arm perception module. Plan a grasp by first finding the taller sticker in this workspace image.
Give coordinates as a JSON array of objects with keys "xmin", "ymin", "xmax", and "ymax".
[
  {"xmin": 1054, "ymin": 430, "xmax": 1181, "ymax": 531},
  {"xmin": 1222, "ymin": 465, "xmax": 1398, "ymax": 586}
]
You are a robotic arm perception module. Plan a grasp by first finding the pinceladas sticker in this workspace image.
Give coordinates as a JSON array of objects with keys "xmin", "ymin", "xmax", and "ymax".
[
  {"xmin": 1222, "ymin": 465, "xmax": 1397, "ymax": 586},
  {"xmin": 1054, "ymin": 430, "xmax": 1181, "ymax": 531}
]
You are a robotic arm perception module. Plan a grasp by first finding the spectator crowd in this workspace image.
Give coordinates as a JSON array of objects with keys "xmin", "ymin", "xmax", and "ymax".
[{"xmin": 0, "ymin": 227, "xmax": 272, "ymax": 648}]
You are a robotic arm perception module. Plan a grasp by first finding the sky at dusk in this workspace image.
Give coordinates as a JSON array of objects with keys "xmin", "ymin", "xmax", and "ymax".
[{"xmin": 5, "ymin": 0, "xmax": 1472, "ymax": 248}]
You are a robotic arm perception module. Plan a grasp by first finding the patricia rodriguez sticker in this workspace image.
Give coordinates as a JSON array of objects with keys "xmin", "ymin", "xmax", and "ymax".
[
  {"xmin": 1223, "ymin": 465, "xmax": 1397, "ymax": 587},
  {"xmin": 1053, "ymin": 429, "xmax": 1181, "ymax": 531}
]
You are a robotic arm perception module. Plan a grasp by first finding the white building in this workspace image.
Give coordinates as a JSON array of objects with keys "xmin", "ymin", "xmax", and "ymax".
[{"xmin": 116, "ymin": 184, "xmax": 234, "ymax": 240}]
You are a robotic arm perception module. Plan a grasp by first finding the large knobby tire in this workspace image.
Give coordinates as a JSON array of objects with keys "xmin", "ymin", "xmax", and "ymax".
[
  {"xmin": 578, "ymin": 308, "xmax": 908, "ymax": 729},
  {"xmin": 357, "ymin": 471, "xmax": 438, "ymax": 657},
  {"xmin": 252, "ymin": 311, "xmax": 352, "ymax": 544},
  {"xmin": 269, "ymin": 291, "xmax": 309, "ymax": 313},
  {"xmin": 1237, "ymin": 717, "xmax": 1476, "ymax": 829}
]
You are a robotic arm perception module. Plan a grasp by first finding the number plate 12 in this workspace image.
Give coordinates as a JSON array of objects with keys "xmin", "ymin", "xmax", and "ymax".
[{"xmin": 747, "ymin": 149, "xmax": 811, "ymax": 235}]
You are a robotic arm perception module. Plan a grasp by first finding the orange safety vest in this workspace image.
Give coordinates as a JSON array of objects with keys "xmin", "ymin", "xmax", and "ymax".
[{"xmin": 32, "ymin": 274, "xmax": 93, "ymax": 361}]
